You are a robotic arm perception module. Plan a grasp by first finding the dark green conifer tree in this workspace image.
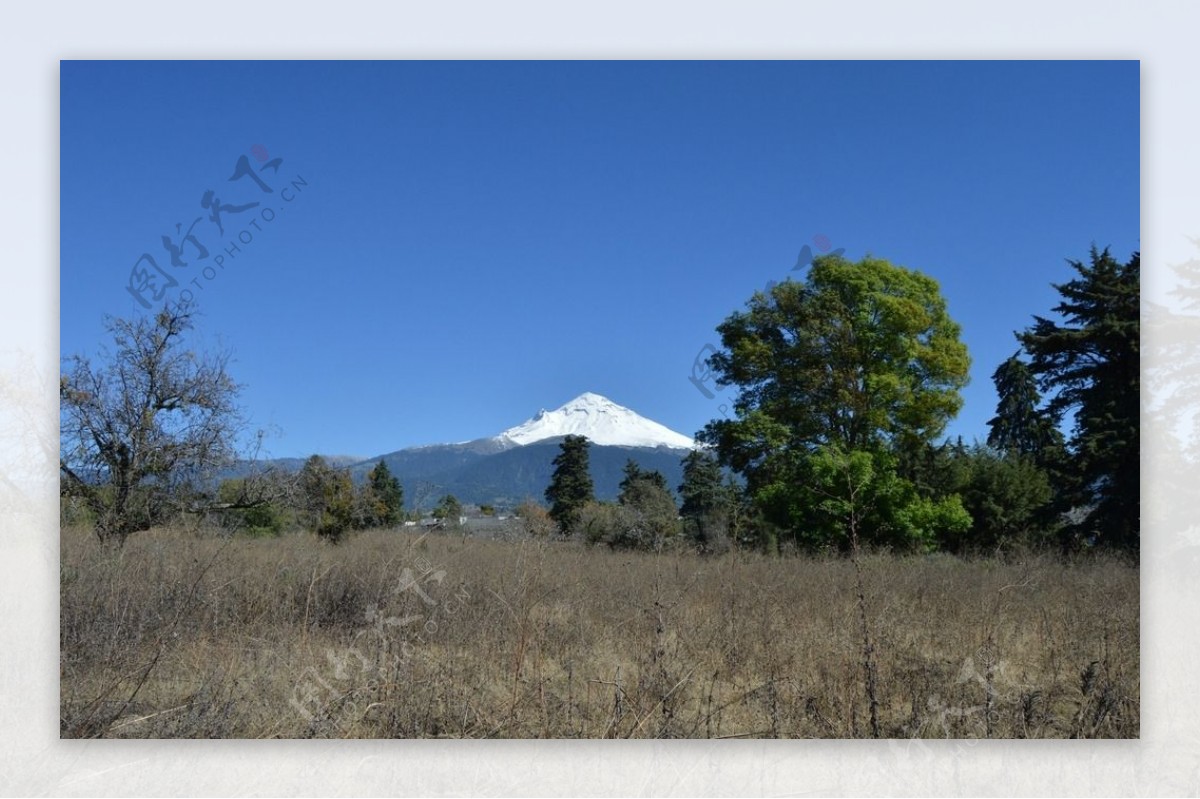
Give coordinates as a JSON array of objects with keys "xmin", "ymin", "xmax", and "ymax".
[
  {"xmin": 986, "ymin": 353, "xmax": 1065, "ymax": 461},
  {"xmin": 366, "ymin": 460, "xmax": 404, "ymax": 528},
  {"xmin": 678, "ymin": 449, "xmax": 727, "ymax": 551},
  {"xmin": 1018, "ymin": 247, "xmax": 1140, "ymax": 551},
  {"xmin": 545, "ymin": 435, "xmax": 595, "ymax": 535}
]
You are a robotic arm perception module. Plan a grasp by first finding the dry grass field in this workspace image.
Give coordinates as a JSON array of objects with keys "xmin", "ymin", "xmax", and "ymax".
[{"xmin": 60, "ymin": 525, "xmax": 1139, "ymax": 739}]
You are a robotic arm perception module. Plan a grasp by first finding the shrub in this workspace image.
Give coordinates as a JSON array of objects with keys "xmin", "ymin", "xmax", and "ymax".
[{"xmin": 515, "ymin": 499, "xmax": 556, "ymax": 538}]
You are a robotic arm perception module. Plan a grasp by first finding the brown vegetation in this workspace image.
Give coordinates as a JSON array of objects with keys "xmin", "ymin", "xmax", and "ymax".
[{"xmin": 60, "ymin": 524, "xmax": 1138, "ymax": 738}]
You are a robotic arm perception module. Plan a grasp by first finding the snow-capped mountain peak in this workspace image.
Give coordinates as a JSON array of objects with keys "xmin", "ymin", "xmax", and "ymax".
[{"xmin": 495, "ymin": 392, "xmax": 695, "ymax": 450}]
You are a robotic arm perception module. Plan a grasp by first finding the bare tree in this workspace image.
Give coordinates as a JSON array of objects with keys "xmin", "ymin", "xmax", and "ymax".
[{"xmin": 60, "ymin": 303, "xmax": 243, "ymax": 543}]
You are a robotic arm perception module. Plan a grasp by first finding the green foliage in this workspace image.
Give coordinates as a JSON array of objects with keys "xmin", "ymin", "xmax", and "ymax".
[
  {"xmin": 1018, "ymin": 247, "xmax": 1140, "ymax": 551},
  {"xmin": 545, "ymin": 435, "xmax": 595, "ymax": 535},
  {"xmin": 699, "ymin": 255, "xmax": 970, "ymax": 549},
  {"xmin": 572, "ymin": 461, "xmax": 682, "ymax": 551},
  {"xmin": 575, "ymin": 494, "xmax": 679, "ymax": 552},
  {"xmin": 701, "ymin": 255, "xmax": 970, "ymax": 465},
  {"xmin": 299, "ymin": 455, "xmax": 355, "ymax": 543},
  {"xmin": 575, "ymin": 501, "xmax": 625, "ymax": 546},
  {"xmin": 986, "ymin": 354, "xmax": 1065, "ymax": 459},
  {"xmin": 619, "ymin": 459, "xmax": 669, "ymax": 496},
  {"xmin": 678, "ymin": 449, "xmax": 731, "ymax": 553},
  {"xmin": 777, "ymin": 445, "xmax": 969, "ymax": 553},
  {"xmin": 59, "ymin": 494, "xmax": 97, "ymax": 528},
  {"xmin": 895, "ymin": 492, "xmax": 972, "ymax": 553},
  {"xmin": 613, "ymin": 465, "xmax": 680, "ymax": 551},
  {"xmin": 956, "ymin": 447, "xmax": 1055, "ymax": 551},
  {"xmin": 432, "ymin": 494, "xmax": 463, "ymax": 524},
  {"xmin": 216, "ymin": 478, "xmax": 284, "ymax": 537},
  {"xmin": 722, "ymin": 476, "xmax": 763, "ymax": 552},
  {"xmin": 902, "ymin": 441, "xmax": 1056, "ymax": 552},
  {"xmin": 362, "ymin": 460, "xmax": 404, "ymax": 528}
]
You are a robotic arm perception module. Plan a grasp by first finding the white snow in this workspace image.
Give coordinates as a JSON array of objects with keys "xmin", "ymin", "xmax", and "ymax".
[{"xmin": 495, "ymin": 392, "xmax": 695, "ymax": 450}]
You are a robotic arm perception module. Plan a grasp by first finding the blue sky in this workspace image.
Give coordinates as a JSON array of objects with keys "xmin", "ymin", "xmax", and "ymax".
[{"xmin": 60, "ymin": 60, "xmax": 1139, "ymax": 459}]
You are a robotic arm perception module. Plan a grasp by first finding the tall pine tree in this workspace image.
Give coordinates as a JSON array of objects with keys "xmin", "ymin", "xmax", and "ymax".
[
  {"xmin": 619, "ymin": 459, "xmax": 668, "ymax": 498},
  {"xmin": 678, "ymin": 449, "xmax": 727, "ymax": 551},
  {"xmin": 1018, "ymin": 246, "xmax": 1139, "ymax": 551},
  {"xmin": 545, "ymin": 435, "xmax": 595, "ymax": 535},
  {"xmin": 614, "ymin": 460, "xmax": 679, "ymax": 550},
  {"xmin": 365, "ymin": 460, "xmax": 404, "ymax": 527},
  {"xmin": 986, "ymin": 353, "xmax": 1064, "ymax": 459}
]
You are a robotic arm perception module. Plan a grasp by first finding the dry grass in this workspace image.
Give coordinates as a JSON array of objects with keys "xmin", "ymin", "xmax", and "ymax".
[{"xmin": 60, "ymin": 525, "xmax": 1138, "ymax": 738}]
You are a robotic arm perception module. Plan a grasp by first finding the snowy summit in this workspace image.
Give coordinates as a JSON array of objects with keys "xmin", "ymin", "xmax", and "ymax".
[{"xmin": 495, "ymin": 392, "xmax": 695, "ymax": 450}]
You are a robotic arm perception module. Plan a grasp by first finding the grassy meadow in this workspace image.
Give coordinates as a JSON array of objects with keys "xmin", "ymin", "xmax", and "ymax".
[{"xmin": 60, "ymin": 524, "xmax": 1139, "ymax": 738}]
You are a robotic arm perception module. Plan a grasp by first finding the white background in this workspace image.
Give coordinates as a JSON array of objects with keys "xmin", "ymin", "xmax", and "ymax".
[{"xmin": 2, "ymin": 1, "xmax": 1194, "ymax": 795}]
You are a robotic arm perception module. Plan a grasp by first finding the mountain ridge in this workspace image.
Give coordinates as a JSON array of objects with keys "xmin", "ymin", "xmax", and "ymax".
[
  {"xmin": 236, "ymin": 393, "xmax": 698, "ymax": 509},
  {"xmin": 357, "ymin": 393, "xmax": 696, "ymax": 508}
]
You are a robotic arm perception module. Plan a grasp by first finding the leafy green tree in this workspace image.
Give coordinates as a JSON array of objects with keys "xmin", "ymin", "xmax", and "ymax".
[
  {"xmin": 545, "ymin": 435, "xmax": 595, "ymax": 535},
  {"xmin": 780, "ymin": 445, "xmax": 970, "ymax": 553},
  {"xmin": 955, "ymin": 445, "xmax": 1055, "ymax": 552},
  {"xmin": 678, "ymin": 449, "xmax": 730, "ymax": 552},
  {"xmin": 216, "ymin": 478, "xmax": 284, "ymax": 537},
  {"xmin": 363, "ymin": 460, "xmax": 404, "ymax": 528},
  {"xmin": 892, "ymin": 439, "xmax": 1056, "ymax": 553},
  {"xmin": 619, "ymin": 459, "xmax": 669, "ymax": 496},
  {"xmin": 896, "ymin": 437, "xmax": 968, "ymax": 501},
  {"xmin": 59, "ymin": 303, "xmax": 243, "ymax": 544},
  {"xmin": 299, "ymin": 454, "xmax": 355, "ymax": 543},
  {"xmin": 1018, "ymin": 247, "xmax": 1140, "ymax": 551},
  {"xmin": 699, "ymin": 255, "xmax": 971, "ymax": 550},
  {"xmin": 796, "ymin": 444, "xmax": 966, "ymax": 736},
  {"xmin": 572, "ymin": 498, "xmax": 676, "ymax": 552},
  {"xmin": 432, "ymin": 494, "xmax": 463, "ymax": 525},
  {"xmin": 613, "ymin": 465, "xmax": 680, "ymax": 550},
  {"xmin": 575, "ymin": 501, "xmax": 624, "ymax": 546}
]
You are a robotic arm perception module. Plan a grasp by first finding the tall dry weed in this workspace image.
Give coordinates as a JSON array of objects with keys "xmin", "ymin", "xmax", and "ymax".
[{"xmin": 60, "ymin": 526, "xmax": 1139, "ymax": 738}]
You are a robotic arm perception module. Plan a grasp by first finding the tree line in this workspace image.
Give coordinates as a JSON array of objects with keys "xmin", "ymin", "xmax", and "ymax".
[
  {"xmin": 540, "ymin": 247, "xmax": 1139, "ymax": 556},
  {"xmin": 61, "ymin": 245, "xmax": 1138, "ymax": 555}
]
